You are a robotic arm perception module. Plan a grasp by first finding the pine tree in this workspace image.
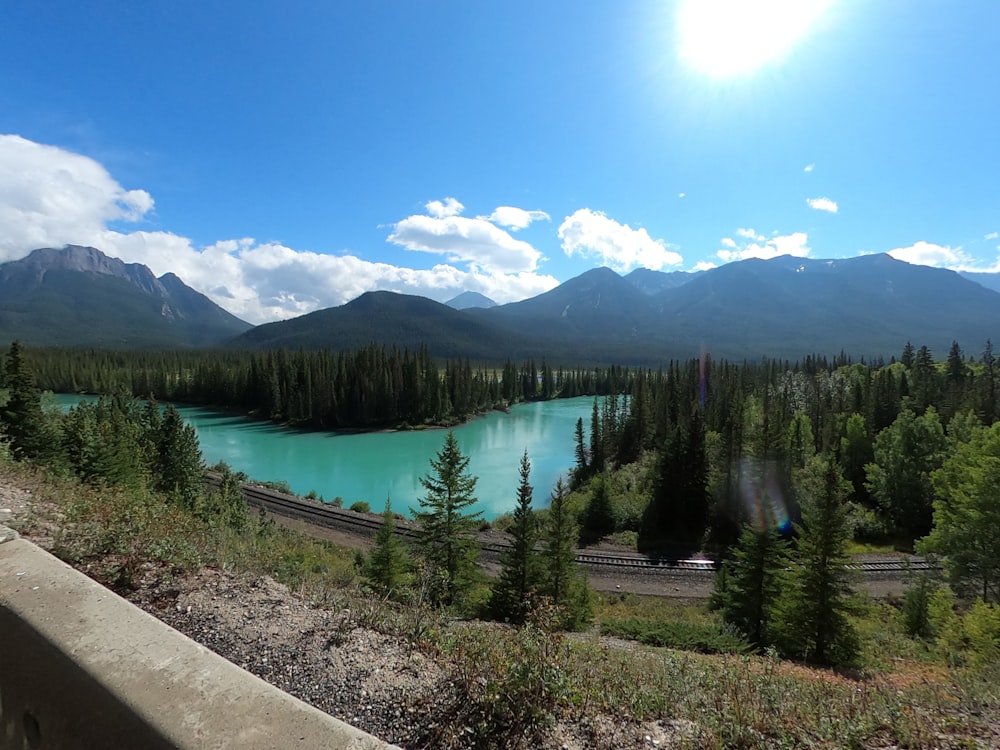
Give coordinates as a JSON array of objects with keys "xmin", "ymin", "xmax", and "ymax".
[
  {"xmin": 772, "ymin": 456, "xmax": 859, "ymax": 666},
  {"xmin": 488, "ymin": 450, "xmax": 542, "ymax": 624},
  {"xmin": 541, "ymin": 477, "xmax": 592, "ymax": 630},
  {"xmin": 1, "ymin": 341, "xmax": 46, "ymax": 461},
  {"xmin": 413, "ymin": 431, "xmax": 482, "ymax": 607},
  {"xmin": 579, "ymin": 473, "xmax": 615, "ymax": 545},
  {"xmin": 365, "ymin": 498, "xmax": 411, "ymax": 598},
  {"xmin": 714, "ymin": 525, "xmax": 789, "ymax": 648},
  {"xmin": 572, "ymin": 417, "xmax": 589, "ymax": 487}
]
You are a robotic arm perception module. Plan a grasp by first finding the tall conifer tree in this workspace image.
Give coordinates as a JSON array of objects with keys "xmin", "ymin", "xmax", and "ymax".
[
  {"xmin": 413, "ymin": 431, "xmax": 482, "ymax": 606},
  {"xmin": 488, "ymin": 450, "xmax": 542, "ymax": 624}
]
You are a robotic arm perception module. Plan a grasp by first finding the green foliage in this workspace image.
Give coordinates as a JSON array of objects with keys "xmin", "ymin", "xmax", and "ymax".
[
  {"xmin": 599, "ymin": 617, "xmax": 752, "ymax": 655},
  {"xmin": 772, "ymin": 456, "xmax": 859, "ymax": 666},
  {"xmin": 865, "ymin": 407, "xmax": 947, "ymax": 541},
  {"xmin": 0, "ymin": 341, "xmax": 50, "ymax": 461},
  {"xmin": 436, "ymin": 606, "xmax": 571, "ymax": 748},
  {"xmin": 714, "ymin": 524, "xmax": 789, "ymax": 648},
  {"xmin": 348, "ymin": 500, "xmax": 371, "ymax": 513},
  {"xmin": 920, "ymin": 421, "xmax": 1000, "ymax": 602},
  {"xmin": 199, "ymin": 467, "xmax": 249, "ymax": 531},
  {"xmin": 155, "ymin": 404, "xmax": 204, "ymax": 510},
  {"xmin": 51, "ymin": 481, "xmax": 205, "ymax": 589},
  {"xmin": 962, "ymin": 600, "xmax": 1000, "ymax": 667},
  {"xmin": 902, "ymin": 572, "xmax": 938, "ymax": 640},
  {"xmin": 364, "ymin": 498, "xmax": 411, "ymax": 598},
  {"xmin": 488, "ymin": 450, "xmax": 543, "ymax": 624},
  {"xmin": 578, "ymin": 472, "xmax": 615, "ymax": 545},
  {"xmin": 413, "ymin": 431, "xmax": 482, "ymax": 607},
  {"xmin": 639, "ymin": 410, "xmax": 709, "ymax": 553}
]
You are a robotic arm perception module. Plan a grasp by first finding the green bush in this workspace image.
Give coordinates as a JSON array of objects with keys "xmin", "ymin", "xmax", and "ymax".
[
  {"xmin": 349, "ymin": 500, "xmax": 371, "ymax": 513},
  {"xmin": 600, "ymin": 617, "xmax": 752, "ymax": 655}
]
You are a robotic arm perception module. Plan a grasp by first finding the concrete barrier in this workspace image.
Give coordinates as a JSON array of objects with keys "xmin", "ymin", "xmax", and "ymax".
[{"xmin": 0, "ymin": 526, "xmax": 400, "ymax": 749}]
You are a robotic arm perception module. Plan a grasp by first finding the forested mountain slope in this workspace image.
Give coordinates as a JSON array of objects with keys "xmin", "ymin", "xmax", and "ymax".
[{"xmin": 0, "ymin": 245, "xmax": 251, "ymax": 348}]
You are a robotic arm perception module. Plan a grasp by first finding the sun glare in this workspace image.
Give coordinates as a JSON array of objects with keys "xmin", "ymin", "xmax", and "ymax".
[{"xmin": 677, "ymin": 0, "xmax": 835, "ymax": 78}]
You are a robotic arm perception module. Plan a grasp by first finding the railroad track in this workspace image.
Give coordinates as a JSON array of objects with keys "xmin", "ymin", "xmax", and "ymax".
[{"xmin": 207, "ymin": 473, "xmax": 935, "ymax": 575}]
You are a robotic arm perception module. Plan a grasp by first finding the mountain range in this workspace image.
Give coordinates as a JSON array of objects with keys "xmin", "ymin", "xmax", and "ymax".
[
  {"xmin": 0, "ymin": 246, "xmax": 251, "ymax": 348},
  {"xmin": 3, "ymin": 245, "xmax": 1000, "ymax": 364}
]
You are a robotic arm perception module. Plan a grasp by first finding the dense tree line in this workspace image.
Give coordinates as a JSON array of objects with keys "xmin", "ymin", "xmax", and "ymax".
[{"xmin": 20, "ymin": 345, "xmax": 633, "ymax": 429}]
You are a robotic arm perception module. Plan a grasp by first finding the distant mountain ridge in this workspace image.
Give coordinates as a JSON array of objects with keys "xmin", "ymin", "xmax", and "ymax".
[
  {"xmin": 0, "ymin": 245, "xmax": 251, "ymax": 348},
  {"xmin": 230, "ymin": 252, "xmax": 1000, "ymax": 364},
  {"xmin": 5, "ymin": 245, "xmax": 1000, "ymax": 364}
]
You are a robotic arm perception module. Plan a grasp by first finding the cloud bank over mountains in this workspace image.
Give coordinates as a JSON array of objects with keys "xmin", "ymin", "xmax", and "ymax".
[{"xmin": 1, "ymin": 134, "xmax": 991, "ymax": 324}]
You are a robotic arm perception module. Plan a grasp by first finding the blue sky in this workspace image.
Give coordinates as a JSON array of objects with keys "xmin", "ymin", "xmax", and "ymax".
[{"xmin": 1, "ymin": 0, "xmax": 998, "ymax": 323}]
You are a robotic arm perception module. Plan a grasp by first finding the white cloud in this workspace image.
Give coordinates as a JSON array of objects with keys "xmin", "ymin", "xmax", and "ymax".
[
  {"xmin": 692, "ymin": 260, "xmax": 717, "ymax": 271},
  {"xmin": 806, "ymin": 196, "xmax": 838, "ymax": 214},
  {"xmin": 557, "ymin": 208, "xmax": 682, "ymax": 272},
  {"xmin": 0, "ymin": 135, "xmax": 560, "ymax": 323},
  {"xmin": 985, "ymin": 231, "xmax": 999, "ymax": 241},
  {"xmin": 0, "ymin": 134, "xmax": 156, "ymax": 258},
  {"xmin": 735, "ymin": 227, "xmax": 764, "ymax": 240},
  {"xmin": 387, "ymin": 206, "xmax": 544, "ymax": 274},
  {"xmin": 425, "ymin": 197, "xmax": 464, "ymax": 218},
  {"xmin": 803, "ymin": 163, "xmax": 815, "ymax": 173},
  {"xmin": 887, "ymin": 241, "xmax": 969, "ymax": 269},
  {"xmin": 678, "ymin": 192, "xmax": 686, "ymax": 198},
  {"xmin": 720, "ymin": 237, "xmax": 737, "ymax": 248},
  {"xmin": 482, "ymin": 206, "xmax": 550, "ymax": 231},
  {"xmin": 717, "ymin": 230, "xmax": 811, "ymax": 262}
]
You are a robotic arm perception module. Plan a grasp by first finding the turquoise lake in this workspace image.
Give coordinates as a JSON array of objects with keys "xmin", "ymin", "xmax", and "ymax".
[{"xmin": 54, "ymin": 395, "xmax": 595, "ymax": 519}]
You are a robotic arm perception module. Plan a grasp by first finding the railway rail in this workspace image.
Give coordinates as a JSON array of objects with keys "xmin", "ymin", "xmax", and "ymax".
[{"xmin": 207, "ymin": 473, "xmax": 935, "ymax": 575}]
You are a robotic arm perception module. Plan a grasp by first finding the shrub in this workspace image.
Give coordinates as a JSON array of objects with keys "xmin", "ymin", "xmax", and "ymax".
[
  {"xmin": 349, "ymin": 500, "xmax": 371, "ymax": 513},
  {"xmin": 600, "ymin": 617, "xmax": 752, "ymax": 655},
  {"xmin": 433, "ymin": 604, "xmax": 571, "ymax": 747}
]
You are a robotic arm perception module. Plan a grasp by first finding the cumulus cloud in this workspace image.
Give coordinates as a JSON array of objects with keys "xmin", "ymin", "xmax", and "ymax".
[
  {"xmin": 557, "ymin": 208, "xmax": 682, "ymax": 272},
  {"xmin": 986, "ymin": 231, "xmax": 999, "ymax": 241},
  {"xmin": 806, "ymin": 196, "xmax": 838, "ymax": 213},
  {"xmin": 0, "ymin": 134, "xmax": 157, "ymax": 259},
  {"xmin": 803, "ymin": 163, "xmax": 815, "ymax": 173},
  {"xmin": 425, "ymin": 197, "xmax": 464, "ymax": 218},
  {"xmin": 483, "ymin": 206, "xmax": 550, "ymax": 230},
  {"xmin": 692, "ymin": 260, "xmax": 717, "ymax": 271},
  {"xmin": 0, "ymin": 135, "xmax": 560, "ymax": 323},
  {"xmin": 387, "ymin": 201, "xmax": 544, "ymax": 274},
  {"xmin": 717, "ymin": 230, "xmax": 811, "ymax": 262},
  {"xmin": 735, "ymin": 227, "xmax": 763, "ymax": 240}
]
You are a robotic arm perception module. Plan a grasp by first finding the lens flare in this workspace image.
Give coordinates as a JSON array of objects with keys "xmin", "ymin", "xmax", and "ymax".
[{"xmin": 737, "ymin": 458, "xmax": 790, "ymax": 532}]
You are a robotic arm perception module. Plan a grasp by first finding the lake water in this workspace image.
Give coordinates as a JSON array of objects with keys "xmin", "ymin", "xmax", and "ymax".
[{"xmin": 54, "ymin": 395, "xmax": 595, "ymax": 519}]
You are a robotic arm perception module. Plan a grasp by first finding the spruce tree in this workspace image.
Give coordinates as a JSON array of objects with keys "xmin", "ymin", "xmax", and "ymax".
[
  {"xmin": 488, "ymin": 450, "xmax": 541, "ymax": 624},
  {"xmin": 541, "ymin": 477, "xmax": 592, "ymax": 630},
  {"xmin": 155, "ymin": 404, "xmax": 205, "ymax": 510},
  {"xmin": 365, "ymin": 498, "xmax": 411, "ymax": 598},
  {"xmin": 714, "ymin": 524, "xmax": 789, "ymax": 648},
  {"xmin": 413, "ymin": 431, "xmax": 482, "ymax": 607},
  {"xmin": 772, "ymin": 456, "xmax": 859, "ymax": 666}
]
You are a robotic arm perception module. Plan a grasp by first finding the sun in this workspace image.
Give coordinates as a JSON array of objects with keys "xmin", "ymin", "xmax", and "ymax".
[{"xmin": 677, "ymin": 0, "xmax": 835, "ymax": 78}]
